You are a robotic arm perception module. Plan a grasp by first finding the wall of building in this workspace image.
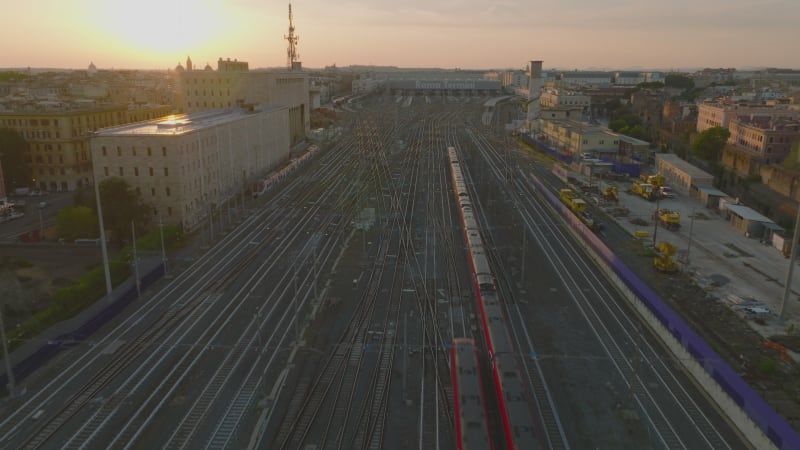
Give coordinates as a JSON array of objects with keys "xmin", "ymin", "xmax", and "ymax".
[{"xmin": 90, "ymin": 107, "xmax": 290, "ymax": 231}]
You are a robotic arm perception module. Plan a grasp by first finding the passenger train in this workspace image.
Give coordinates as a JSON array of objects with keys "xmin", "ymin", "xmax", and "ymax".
[
  {"xmin": 451, "ymin": 338, "xmax": 493, "ymax": 450},
  {"xmin": 448, "ymin": 146, "xmax": 541, "ymax": 450}
]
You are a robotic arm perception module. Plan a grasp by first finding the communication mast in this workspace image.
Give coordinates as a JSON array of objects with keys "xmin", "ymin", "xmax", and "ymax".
[{"xmin": 285, "ymin": 3, "xmax": 299, "ymax": 70}]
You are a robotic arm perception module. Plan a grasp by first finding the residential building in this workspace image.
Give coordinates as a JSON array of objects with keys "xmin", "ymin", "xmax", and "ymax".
[
  {"xmin": 90, "ymin": 106, "xmax": 291, "ymax": 231},
  {"xmin": 177, "ymin": 57, "xmax": 310, "ymax": 145},
  {"xmin": 0, "ymin": 104, "xmax": 172, "ymax": 191},
  {"xmin": 696, "ymin": 101, "xmax": 799, "ymax": 133},
  {"xmin": 540, "ymin": 88, "xmax": 590, "ymax": 111},
  {"xmin": 540, "ymin": 119, "xmax": 621, "ymax": 159}
]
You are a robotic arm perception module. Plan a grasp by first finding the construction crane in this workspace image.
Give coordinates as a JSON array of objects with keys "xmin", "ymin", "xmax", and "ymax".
[{"xmin": 285, "ymin": 4, "xmax": 299, "ymax": 70}]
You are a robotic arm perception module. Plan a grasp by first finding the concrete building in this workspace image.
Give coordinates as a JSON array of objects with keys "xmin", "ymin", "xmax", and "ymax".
[
  {"xmin": 0, "ymin": 104, "xmax": 172, "ymax": 191},
  {"xmin": 178, "ymin": 57, "xmax": 309, "ymax": 145},
  {"xmin": 541, "ymin": 119, "xmax": 621, "ymax": 159},
  {"xmin": 90, "ymin": 107, "xmax": 290, "ymax": 231},
  {"xmin": 654, "ymin": 153, "xmax": 714, "ymax": 194},
  {"xmin": 696, "ymin": 101, "xmax": 799, "ymax": 133},
  {"xmin": 727, "ymin": 115, "xmax": 800, "ymax": 165},
  {"xmin": 540, "ymin": 88, "xmax": 590, "ymax": 111}
]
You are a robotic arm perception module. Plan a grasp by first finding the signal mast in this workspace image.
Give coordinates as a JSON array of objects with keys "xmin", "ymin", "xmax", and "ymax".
[{"xmin": 285, "ymin": 4, "xmax": 299, "ymax": 70}]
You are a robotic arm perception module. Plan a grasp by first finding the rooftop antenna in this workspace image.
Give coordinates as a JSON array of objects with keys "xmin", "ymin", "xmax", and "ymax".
[{"xmin": 285, "ymin": 3, "xmax": 299, "ymax": 70}]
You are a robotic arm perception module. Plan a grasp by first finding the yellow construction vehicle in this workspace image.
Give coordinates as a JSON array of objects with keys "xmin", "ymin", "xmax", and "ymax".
[
  {"xmin": 653, "ymin": 208, "xmax": 681, "ymax": 230},
  {"xmin": 602, "ymin": 185, "xmax": 618, "ymax": 203},
  {"xmin": 643, "ymin": 174, "xmax": 665, "ymax": 188},
  {"xmin": 653, "ymin": 241, "xmax": 678, "ymax": 272},
  {"xmin": 560, "ymin": 189, "xmax": 602, "ymax": 231},
  {"xmin": 630, "ymin": 180, "xmax": 656, "ymax": 201}
]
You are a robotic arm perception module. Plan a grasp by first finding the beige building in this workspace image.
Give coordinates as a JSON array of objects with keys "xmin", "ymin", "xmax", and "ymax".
[
  {"xmin": 696, "ymin": 101, "xmax": 799, "ymax": 133},
  {"xmin": 90, "ymin": 106, "xmax": 290, "ymax": 231},
  {"xmin": 541, "ymin": 119, "xmax": 621, "ymax": 158},
  {"xmin": 177, "ymin": 57, "xmax": 310, "ymax": 144},
  {"xmin": 655, "ymin": 153, "xmax": 714, "ymax": 193},
  {"xmin": 540, "ymin": 88, "xmax": 590, "ymax": 110},
  {"xmin": 0, "ymin": 104, "xmax": 172, "ymax": 191}
]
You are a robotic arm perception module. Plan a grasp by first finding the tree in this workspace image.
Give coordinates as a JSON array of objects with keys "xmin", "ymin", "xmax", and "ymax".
[
  {"xmin": 96, "ymin": 178, "xmax": 151, "ymax": 244},
  {"xmin": 56, "ymin": 206, "xmax": 99, "ymax": 241},
  {"xmin": 692, "ymin": 126, "xmax": 730, "ymax": 161},
  {"xmin": 665, "ymin": 74, "xmax": 695, "ymax": 91},
  {"xmin": 0, "ymin": 128, "xmax": 30, "ymax": 192}
]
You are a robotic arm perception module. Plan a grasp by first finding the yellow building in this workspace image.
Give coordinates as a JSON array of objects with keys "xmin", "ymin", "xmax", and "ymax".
[{"xmin": 0, "ymin": 104, "xmax": 172, "ymax": 191}]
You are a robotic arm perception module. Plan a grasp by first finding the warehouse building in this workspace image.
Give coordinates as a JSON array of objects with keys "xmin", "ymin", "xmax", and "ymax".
[{"xmin": 655, "ymin": 153, "xmax": 714, "ymax": 194}]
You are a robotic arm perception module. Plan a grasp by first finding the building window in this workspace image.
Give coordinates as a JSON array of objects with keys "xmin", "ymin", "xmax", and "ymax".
[
  {"xmin": 136, "ymin": 187, "xmax": 141, "ymax": 195},
  {"xmin": 102, "ymin": 146, "xmax": 107, "ymax": 156},
  {"xmin": 149, "ymin": 167, "xmax": 154, "ymax": 176},
  {"xmin": 117, "ymin": 146, "xmax": 122, "ymax": 156},
  {"xmin": 167, "ymin": 206, "xmax": 172, "ymax": 216},
  {"xmin": 165, "ymin": 187, "xmax": 171, "ymax": 196},
  {"xmin": 147, "ymin": 147, "xmax": 152, "ymax": 156},
  {"xmin": 104, "ymin": 167, "xmax": 109, "ymax": 176},
  {"xmin": 134, "ymin": 167, "xmax": 139, "ymax": 176},
  {"xmin": 132, "ymin": 147, "xmax": 136, "ymax": 156},
  {"xmin": 162, "ymin": 147, "xmax": 167, "ymax": 156},
  {"xmin": 164, "ymin": 167, "xmax": 169, "ymax": 176},
  {"xmin": 151, "ymin": 187, "xmax": 156, "ymax": 196},
  {"xmin": 119, "ymin": 167, "xmax": 124, "ymax": 176}
]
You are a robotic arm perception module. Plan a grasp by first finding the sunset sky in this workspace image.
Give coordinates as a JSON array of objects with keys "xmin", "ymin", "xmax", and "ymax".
[{"xmin": 3, "ymin": 0, "xmax": 797, "ymax": 71}]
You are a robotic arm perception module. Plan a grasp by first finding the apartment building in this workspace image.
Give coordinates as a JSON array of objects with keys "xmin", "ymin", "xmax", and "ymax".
[
  {"xmin": 90, "ymin": 106, "xmax": 290, "ymax": 231},
  {"xmin": 696, "ymin": 101, "xmax": 799, "ymax": 133},
  {"xmin": 0, "ymin": 104, "xmax": 172, "ymax": 191}
]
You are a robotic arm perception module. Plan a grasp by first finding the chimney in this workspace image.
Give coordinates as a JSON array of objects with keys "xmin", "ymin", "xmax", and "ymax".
[{"xmin": 527, "ymin": 61, "xmax": 543, "ymax": 133}]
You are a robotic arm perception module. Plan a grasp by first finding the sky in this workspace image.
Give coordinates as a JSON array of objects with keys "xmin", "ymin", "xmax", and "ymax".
[{"xmin": 2, "ymin": 0, "xmax": 798, "ymax": 71}]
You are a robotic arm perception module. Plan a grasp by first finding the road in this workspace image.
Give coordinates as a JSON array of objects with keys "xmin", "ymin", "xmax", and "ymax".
[{"xmin": 0, "ymin": 94, "xmax": 750, "ymax": 449}]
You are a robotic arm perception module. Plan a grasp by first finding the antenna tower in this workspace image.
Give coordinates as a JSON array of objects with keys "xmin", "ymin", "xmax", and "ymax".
[{"xmin": 285, "ymin": 4, "xmax": 299, "ymax": 70}]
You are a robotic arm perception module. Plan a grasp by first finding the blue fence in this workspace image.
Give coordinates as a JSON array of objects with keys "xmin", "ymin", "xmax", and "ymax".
[
  {"xmin": 1, "ymin": 263, "xmax": 165, "ymax": 394},
  {"xmin": 520, "ymin": 133, "xmax": 572, "ymax": 164},
  {"xmin": 529, "ymin": 172, "xmax": 799, "ymax": 449}
]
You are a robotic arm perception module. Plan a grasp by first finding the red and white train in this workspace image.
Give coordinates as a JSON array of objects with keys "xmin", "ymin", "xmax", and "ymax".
[
  {"xmin": 451, "ymin": 338, "xmax": 493, "ymax": 450},
  {"xmin": 448, "ymin": 146, "xmax": 541, "ymax": 450}
]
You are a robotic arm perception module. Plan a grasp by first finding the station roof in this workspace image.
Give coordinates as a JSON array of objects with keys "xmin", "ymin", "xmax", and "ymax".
[
  {"xmin": 725, "ymin": 204, "xmax": 777, "ymax": 224},
  {"xmin": 694, "ymin": 184, "xmax": 728, "ymax": 197}
]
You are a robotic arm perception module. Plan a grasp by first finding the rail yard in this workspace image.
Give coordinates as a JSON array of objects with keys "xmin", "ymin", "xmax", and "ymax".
[{"xmin": 0, "ymin": 94, "xmax": 759, "ymax": 449}]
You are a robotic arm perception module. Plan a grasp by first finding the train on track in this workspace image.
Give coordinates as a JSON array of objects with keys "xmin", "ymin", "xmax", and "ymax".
[
  {"xmin": 448, "ymin": 146, "xmax": 542, "ymax": 450},
  {"xmin": 451, "ymin": 338, "xmax": 493, "ymax": 450}
]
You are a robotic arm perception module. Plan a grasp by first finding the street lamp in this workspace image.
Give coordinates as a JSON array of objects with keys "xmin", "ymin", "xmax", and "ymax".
[{"xmin": 37, "ymin": 203, "xmax": 44, "ymax": 237}]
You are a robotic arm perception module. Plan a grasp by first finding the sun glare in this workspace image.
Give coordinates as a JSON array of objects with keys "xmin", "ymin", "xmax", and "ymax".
[{"xmin": 96, "ymin": 0, "xmax": 226, "ymax": 56}]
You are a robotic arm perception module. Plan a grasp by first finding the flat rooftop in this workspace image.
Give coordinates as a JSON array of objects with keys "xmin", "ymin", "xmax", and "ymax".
[
  {"xmin": 656, "ymin": 153, "xmax": 713, "ymax": 179},
  {"xmin": 94, "ymin": 105, "xmax": 286, "ymax": 137}
]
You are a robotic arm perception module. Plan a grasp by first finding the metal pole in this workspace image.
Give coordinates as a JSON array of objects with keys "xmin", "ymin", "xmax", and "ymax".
[
  {"xmin": 131, "ymin": 221, "xmax": 140, "ymax": 297},
  {"xmin": 0, "ymin": 309, "xmax": 16, "ymax": 397},
  {"xmin": 37, "ymin": 207, "xmax": 43, "ymax": 236},
  {"xmin": 93, "ymin": 179, "xmax": 113, "ymax": 297},
  {"xmin": 652, "ymin": 195, "xmax": 660, "ymax": 248},
  {"xmin": 159, "ymin": 214, "xmax": 167, "ymax": 275},
  {"xmin": 780, "ymin": 204, "xmax": 800, "ymax": 319},
  {"xmin": 686, "ymin": 210, "xmax": 695, "ymax": 266}
]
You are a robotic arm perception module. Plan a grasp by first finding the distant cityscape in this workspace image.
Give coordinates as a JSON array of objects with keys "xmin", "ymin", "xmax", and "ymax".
[{"xmin": 1, "ymin": 60, "xmax": 799, "ymax": 231}]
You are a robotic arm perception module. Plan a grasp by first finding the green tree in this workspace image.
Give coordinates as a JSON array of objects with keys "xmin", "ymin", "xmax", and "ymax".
[
  {"xmin": 665, "ymin": 74, "xmax": 695, "ymax": 91},
  {"xmin": 56, "ymin": 206, "xmax": 99, "ymax": 241},
  {"xmin": 0, "ymin": 128, "xmax": 30, "ymax": 192},
  {"xmin": 97, "ymin": 177, "xmax": 151, "ymax": 244},
  {"xmin": 692, "ymin": 126, "xmax": 730, "ymax": 161},
  {"xmin": 609, "ymin": 119, "xmax": 627, "ymax": 132}
]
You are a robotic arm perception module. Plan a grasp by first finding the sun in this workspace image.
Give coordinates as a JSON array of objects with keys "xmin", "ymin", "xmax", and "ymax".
[{"xmin": 96, "ymin": 0, "xmax": 226, "ymax": 55}]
